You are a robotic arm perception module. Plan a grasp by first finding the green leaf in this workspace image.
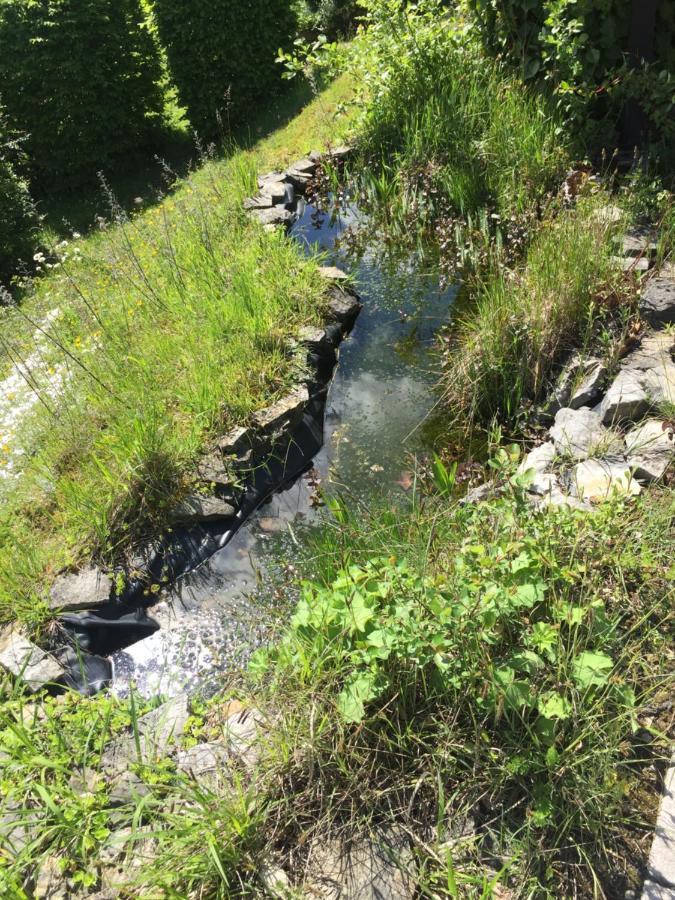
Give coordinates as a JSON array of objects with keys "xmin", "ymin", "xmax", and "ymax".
[
  {"xmin": 337, "ymin": 673, "xmax": 377, "ymax": 723},
  {"xmin": 571, "ymin": 651, "xmax": 613, "ymax": 689},
  {"xmin": 349, "ymin": 591, "xmax": 375, "ymax": 634},
  {"xmin": 537, "ymin": 691, "xmax": 571, "ymax": 720}
]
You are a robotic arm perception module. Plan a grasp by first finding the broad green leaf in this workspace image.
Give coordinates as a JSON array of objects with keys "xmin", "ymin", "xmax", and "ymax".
[
  {"xmin": 537, "ymin": 691, "xmax": 571, "ymax": 720},
  {"xmin": 571, "ymin": 651, "xmax": 613, "ymax": 689}
]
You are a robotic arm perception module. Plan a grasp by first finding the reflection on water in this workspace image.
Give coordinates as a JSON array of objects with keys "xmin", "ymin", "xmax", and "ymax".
[{"xmin": 111, "ymin": 201, "xmax": 459, "ymax": 698}]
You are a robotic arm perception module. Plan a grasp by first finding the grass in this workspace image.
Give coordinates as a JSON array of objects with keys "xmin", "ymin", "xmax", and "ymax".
[
  {"xmin": 0, "ymin": 458, "xmax": 671, "ymax": 897},
  {"xmin": 0, "ymin": 73, "xmax": 357, "ymax": 633},
  {"xmin": 441, "ymin": 191, "xmax": 637, "ymax": 428}
]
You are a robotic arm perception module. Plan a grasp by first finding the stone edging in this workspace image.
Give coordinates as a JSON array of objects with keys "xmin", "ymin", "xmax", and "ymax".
[
  {"xmin": 641, "ymin": 753, "xmax": 675, "ymax": 899},
  {"xmin": 0, "ymin": 147, "xmax": 361, "ymax": 695}
]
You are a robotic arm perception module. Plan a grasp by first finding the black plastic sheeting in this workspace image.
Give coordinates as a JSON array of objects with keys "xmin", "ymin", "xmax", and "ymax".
[{"xmin": 58, "ymin": 312, "xmax": 357, "ymax": 691}]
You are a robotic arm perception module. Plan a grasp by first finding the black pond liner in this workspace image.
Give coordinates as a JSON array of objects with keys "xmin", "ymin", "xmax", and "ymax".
[{"xmin": 58, "ymin": 295, "xmax": 359, "ymax": 693}]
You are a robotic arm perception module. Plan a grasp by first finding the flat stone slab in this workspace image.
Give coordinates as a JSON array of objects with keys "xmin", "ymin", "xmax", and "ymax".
[
  {"xmin": 171, "ymin": 494, "xmax": 236, "ymax": 523},
  {"xmin": 248, "ymin": 206, "xmax": 294, "ymax": 228},
  {"xmin": 0, "ymin": 628, "xmax": 65, "ymax": 692},
  {"xmin": 49, "ymin": 566, "xmax": 113, "ymax": 612},
  {"xmin": 549, "ymin": 407, "xmax": 618, "ymax": 459},
  {"xmin": 598, "ymin": 370, "xmax": 651, "ymax": 425},
  {"xmin": 217, "ymin": 425, "xmax": 250, "ymax": 456},
  {"xmin": 642, "ymin": 360, "xmax": 675, "ymax": 406},
  {"xmin": 614, "ymin": 255, "xmax": 650, "ymax": 272},
  {"xmin": 641, "ymin": 277, "xmax": 675, "ymax": 326},
  {"xmin": 304, "ymin": 830, "xmax": 414, "ymax": 899},
  {"xmin": 258, "ymin": 171, "xmax": 286, "ymax": 189},
  {"xmin": 624, "ymin": 333, "xmax": 675, "ymax": 371},
  {"xmin": 571, "ymin": 459, "xmax": 642, "ymax": 501},
  {"xmin": 252, "ymin": 385, "xmax": 309, "ymax": 433},
  {"xmin": 243, "ymin": 194, "xmax": 275, "ymax": 210},
  {"xmin": 647, "ymin": 754, "xmax": 675, "ymax": 889},
  {"xmin": 288, "ymin": 157, "xmax": 317, "ymax": 175}
]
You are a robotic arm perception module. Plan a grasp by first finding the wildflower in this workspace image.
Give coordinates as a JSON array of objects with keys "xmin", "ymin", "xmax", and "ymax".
[{"xmin": 72, "ymin": 231, "xmax": 81, "ymax": 240}]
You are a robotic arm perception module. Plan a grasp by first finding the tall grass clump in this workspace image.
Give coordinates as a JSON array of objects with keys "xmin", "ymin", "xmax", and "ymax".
[
  {"xmin": 443, "ymin": 192, "xmax": 632, "ymax": 426},
  {"xmin": 343, "ymin": 0, "xmax": 569, "ymax": 224},
  {"xmin": 0, "ymin": 155, "xmax": 329, "ymax": 630}
]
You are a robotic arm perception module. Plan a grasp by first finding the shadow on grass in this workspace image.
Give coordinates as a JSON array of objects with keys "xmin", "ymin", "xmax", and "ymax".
[{"xmin": 36, "ymin": 80, "xmax": 316, "ymax": 241}]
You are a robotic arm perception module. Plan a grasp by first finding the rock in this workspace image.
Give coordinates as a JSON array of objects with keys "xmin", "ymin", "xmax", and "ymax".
[
  {"xmin": 288, "ymin": 157, "xmax": 317, "ymax": 175},
  {"xmin": 196, "ymin": 451, "xmax": 235, "ymax": 487},
  {"xmin": 641, "ymin": 277, "xmax": 675, "ymax": 326},
  {"xmin": 0, "ymin": 803, "xmax": 31, "ymax": 853},
  {"xmin": 100, "ymin": 826, "xmax": 158, "ymax": 891},
  {"xmin": 461, "ymin": 481, "xmax": 499, "ymax": 505},
  {"xmin": 34, "ymin": 856, "xmax": 68, "ymax": 900},
  {"xmin": 0, "ymin": 628, "xmax": 65, "ymax": 692},
  {"xmin": 518, "ymin": 441, "xmax": 556, "ymax": 475},
  {"xmin": 101, "ymin": 694, "xmax": 190, "ymax": 771},
  {"xmin": 625, "ymin": 419, "xmax": 675, "ymax": 482},
  {"xmin": 216, "ymin": 425, "xmax": 251, "ymax": 457},
  {"xmin": 613, "ymin": 255, "xmax": 650, "ymax": 272},
  {"xmin": 318, "ymin": 265, "xmax": 349, "ymax": 281},
  {"xmin": 222, "ymin": 706, "xmax": 264, "ymax": 770},
  {"xmin": 624, "ymin": 333, "xmax": 675, "ymax": 371},
  {"xmin": 304, "ymin": 829, "xmax": 414, "ymax": 899},
  {"xmin": 252, "ymin": 386, "xmax": 309, "ymax": 433},
  {"xmin": 243, "ymin": 195, "xmax": 275, "ymax": 210},
  {"xmin": 49, "ymin": 566, "xmax": 113, "ymax": 612},
  {"xmin": 259, "ymin": 863, "xmax": 290, "ymax": 898},
  {"xmin": 324, "ymin": 144, "xmax": 353, "ymax": 161},
  {"xmin": 641, "ymin": 881, "xmax": 675, "ymax": 899},
  {"xmin": 570, "ymin": 459, "xmax": 642, "ymax": 501},
  {"xmin": 598, "ymin": 371, "xmax": 650, "ymax": 425},
  {"xmin": 177, "ymin": 741, "xmax": 230, "ymax": 787},
  {"xmin": 569, "ymin": 361, "xmax": 609, "ymax": 409},
  {"xmin": 549, "ymin": 407, "xmax": 617, "ymax": 459},
  {"xmin": 326, "ymin": 287, "xmax": 361, "ymax": 326},
  {"xmin": 642, "ymin": 360, "xmax": 675, "ymax": 406},
  {"xmin": 527, "ymin": 473, "xmax": 559, "ymax": 497},
  {"xmin": 297, "ymin": 325, "xmax": 330, "ymax": 351},
  {"xmin": 593, "ymin": 205, "xmax": 623, "ymax": 225},
  {"xmin": 258, "ymin": 171, "xmax": 286, "ymax": 189},
  {"xmin": 622, "ymin": 232, "xmax": 657, "ymax": 257},
  {"xmin": 248, "ymin": 206, "xmax": 294, "ymax": 228},
  {"xmin": 646, "ymin": 753, "xmax": 675, "ymax": 890},
  {"xmin": 171, "ymin": 494, "xmax": 236, "ymax": 523}
]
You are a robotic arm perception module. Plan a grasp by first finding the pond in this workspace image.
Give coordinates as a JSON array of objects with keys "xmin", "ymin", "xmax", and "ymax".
[{"xmin": 111, "ymin": 198, "xmax": 459, "ymax": 698}]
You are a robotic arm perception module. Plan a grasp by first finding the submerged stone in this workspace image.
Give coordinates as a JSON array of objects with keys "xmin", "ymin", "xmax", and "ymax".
[
  {"xmin": 49, "ymin": 566, "xmax": 113, "ymax": 612},
  {"xmin": 0, "ymin": 628, "xmax": 65, "ymax": 692}
]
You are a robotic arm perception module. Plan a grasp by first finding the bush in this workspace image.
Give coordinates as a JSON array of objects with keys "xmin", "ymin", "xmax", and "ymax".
[
  {"xmin": 295, "ymin": 0, "xmax": 360, "ymax": 40},
  {"xmin": 466, "ymin": 0, "xmax": 675, "ymax": 166},
  {"xmin": 154, "ymin": 0, "xmax": 297, "ymax": 139},
  {"xmin": 0, "ymin": 0, "xmax": 164, "ymax": 190},
  {"xmin": 0, "ymin": 111, "xmax": 37, "ymax": 287}
]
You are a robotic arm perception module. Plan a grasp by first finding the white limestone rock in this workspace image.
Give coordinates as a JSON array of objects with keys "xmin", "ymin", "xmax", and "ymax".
[
  {"xmin": 570, "ymin": 459, "xmax": 642, "ymax": 502},
  {"xmin": 598, "ymin": 370, "xmax": 650, "ymax": 425},
  {"xmin": 549, "ymin": 407, "xmax": 618, "ymax": 459},
  {"xmin": 0, "ymin": 628, "xmax": 65, "ymax": 692}
]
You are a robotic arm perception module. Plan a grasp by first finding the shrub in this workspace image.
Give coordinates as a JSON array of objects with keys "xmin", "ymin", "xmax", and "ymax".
[
  {"xmin": 153, "ymin": 0, "xmax": 297, "ymax": 139},
  {"xmin": 466, "ymin": 0, "xmax": 675, "ymax": 166},
  {"xmin": 0, "ymin": 0, "xmax": 164, "ymax": 190},
  {"xmin": 0, "ymin": 111, "xmax": 37, "ymax": 287},
  {"xmin": 295, "ymin": 0, "xmax": 360, "ymax": 40}
]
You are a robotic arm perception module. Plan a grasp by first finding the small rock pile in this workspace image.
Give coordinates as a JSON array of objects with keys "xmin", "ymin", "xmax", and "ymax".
[{"xmin": 517, "ymin": 240, "xmax": 675, "ymax": 508}]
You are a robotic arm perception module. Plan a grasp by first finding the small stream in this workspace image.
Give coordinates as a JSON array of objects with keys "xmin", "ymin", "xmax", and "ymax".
[{"xmin": 111, "ymin": 200, "xmax": 459, "ymax": 698}]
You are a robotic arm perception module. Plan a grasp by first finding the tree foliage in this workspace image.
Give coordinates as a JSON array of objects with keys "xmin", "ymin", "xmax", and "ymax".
[
  {"xmin": 466, "ymin": 0, "xmax": 675, "ymax": 162},
  {"xmin": 153, "ymin": 0, "xmax": 297, "ymax": 139},
  {"xmin": 0, "ymin": 0, "xmax": 164, "ymax": 189},
  {"xmin": 0, "ymin": 109, "xmax": 37, "ymax": 287}
]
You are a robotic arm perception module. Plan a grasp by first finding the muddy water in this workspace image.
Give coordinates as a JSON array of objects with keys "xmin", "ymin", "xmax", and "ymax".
[{"xmin": 111, "ymin": 203, "xmax": 458, "ymax": 698}]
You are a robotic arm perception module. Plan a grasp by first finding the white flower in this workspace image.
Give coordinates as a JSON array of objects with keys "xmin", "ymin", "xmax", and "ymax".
[{"xmin": 72, "ymin": 231, "xmax": 81, "ymax": 240}]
